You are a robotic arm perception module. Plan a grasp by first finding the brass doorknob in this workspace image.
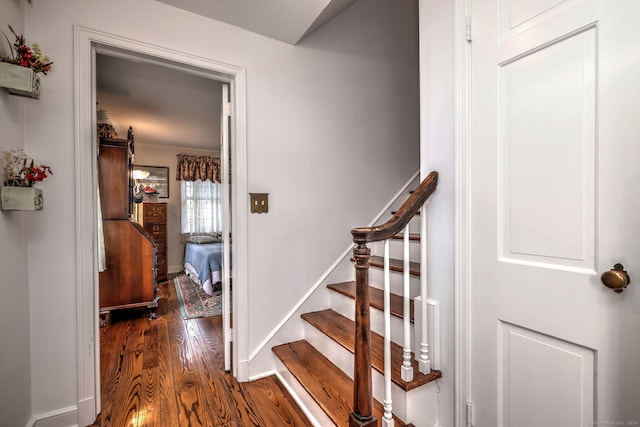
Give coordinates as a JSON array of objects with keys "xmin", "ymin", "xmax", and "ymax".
[{"xmin": 601, "ymin": 263, "xmax": 630, "ymax": 293}]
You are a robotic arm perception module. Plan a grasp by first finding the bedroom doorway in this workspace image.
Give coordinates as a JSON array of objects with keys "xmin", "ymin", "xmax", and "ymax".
[
  {"xmin": 75, "ymin": 27, "xmax": 248, "ymax": 423},
  {"xmin": 94, "ymin": 51, "xmax": 233, "ymax": 353}
]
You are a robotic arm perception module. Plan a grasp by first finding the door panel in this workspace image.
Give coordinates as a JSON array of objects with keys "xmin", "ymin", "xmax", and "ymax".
[
  {"xmin": 498, "ymin": 322, "xmax": 595, "ymax": 426},
  {"xmin": 500, "ymin": 0, "xmax": 582, "ymax": 39},
  {"xmin": 469, "ymin": 0, "xmax": 640, "ymax": 425},
  {"xmin": 499, "ymin": 27, "xmax": 596, "ymax": 270}
]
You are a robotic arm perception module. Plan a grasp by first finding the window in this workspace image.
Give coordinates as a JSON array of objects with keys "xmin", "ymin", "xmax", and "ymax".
[{"xmin": 181, "ymin": 180, "xmax": 222, "ymax": 235}]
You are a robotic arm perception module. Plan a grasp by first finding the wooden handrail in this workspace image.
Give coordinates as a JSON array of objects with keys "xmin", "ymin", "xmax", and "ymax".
[
  {"xmin": 352, "ymin": 171, "xmax": 438, "ymax": 244},
  {"xmin": 348, "ymin": 171, "xmax": 438, "ymax": 426}
]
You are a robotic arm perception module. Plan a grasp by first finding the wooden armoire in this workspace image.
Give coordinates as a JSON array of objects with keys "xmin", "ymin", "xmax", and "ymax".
[{"xmin": 98, "ymin": 130, "xmax": 158, "ymax": 321}]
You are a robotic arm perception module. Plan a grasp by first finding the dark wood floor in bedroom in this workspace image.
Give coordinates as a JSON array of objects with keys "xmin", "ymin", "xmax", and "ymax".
[{"xmin": 90, "ymin": 277, "xmax": 311, "ymax": 427}]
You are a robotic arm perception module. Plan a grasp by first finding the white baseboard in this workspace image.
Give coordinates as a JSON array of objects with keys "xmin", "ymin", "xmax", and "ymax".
[
  {"xmin": 274, "ymin": 360, "xmax": 329, "ymax": 427},
  {"xmin": 236, "ymin": 358, "xmax": 249, "ymax": 382},
  {"xmin": 168, "ymin": 265, "xmax": 183, "ymax": 274},
  {"xmin": 76, "ymin": 397, "xmax": 96, "ymax": 427},
  {"xmin": 247, "ymin": 369, "xmax": 276, "ymax": 382},
  {"xmin": 27, "ymin": 405, "xmax": 78, "ymax": 427}
]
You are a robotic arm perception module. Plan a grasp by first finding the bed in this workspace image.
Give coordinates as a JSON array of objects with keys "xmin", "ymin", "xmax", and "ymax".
[{"xmin": 183, "ymin": 239, "xmax": 230, "ymax": 296}]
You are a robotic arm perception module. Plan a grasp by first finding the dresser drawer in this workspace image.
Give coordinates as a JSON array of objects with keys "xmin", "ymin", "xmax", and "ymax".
[
  {"xmin": 142, "ymin": 204, "xmax": 166, "ymax": 224},
  {"xmin": 140, "ymin": 202, "xmax": 167, "ymax": 282},
  {"xmin": 145, "ymin": 223, "xmax": 166, "ymax": 235}
]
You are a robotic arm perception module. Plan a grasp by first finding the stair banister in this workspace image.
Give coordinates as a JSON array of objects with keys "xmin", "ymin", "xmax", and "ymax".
[
  {"xmin": 402, "ymin": 226, "xmax": 413, "ymax": 382},
  {"xmin": 418, "ymin": 204, "xmax": 431, "ymax": 373},
  {"xmin": 382, "ymin": 239, "xmax": 393, "ymax": 426},
  {"xmin": 350, "ymin": 171, "xmax": 439, "ymax": 426}
]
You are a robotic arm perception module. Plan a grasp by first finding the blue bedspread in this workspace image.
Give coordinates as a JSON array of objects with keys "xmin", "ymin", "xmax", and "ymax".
[{"xmin": 184, "ymin": 242, "xmax": 230, "ymax": 294}]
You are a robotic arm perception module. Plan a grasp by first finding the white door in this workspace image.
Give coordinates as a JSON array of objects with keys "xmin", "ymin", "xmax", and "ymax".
[
  {"xmin": 221, "ymin": 83, "xmax": 232, "ymax": 372},
  {"xmin": 468, "ymin": 1, "xmax": 640, "ymax": 426}
]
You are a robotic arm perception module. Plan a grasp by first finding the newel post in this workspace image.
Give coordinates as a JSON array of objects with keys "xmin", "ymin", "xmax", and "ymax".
[{"xmin": 350, "ymin": 242, "xmax": 378, "ymax": 427}]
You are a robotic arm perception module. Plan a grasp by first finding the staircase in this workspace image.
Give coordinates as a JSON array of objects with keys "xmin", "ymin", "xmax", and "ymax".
[{"xmin": 272, "ymin": 172, "xmax": 441, "ymax": 426}]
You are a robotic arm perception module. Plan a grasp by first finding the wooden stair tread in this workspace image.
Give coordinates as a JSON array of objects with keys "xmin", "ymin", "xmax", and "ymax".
[
  {"xmin": 350, "ymin": 256, "xmax": 420, "ymax": 276},
  {"xmin": 273, "ymin": 340, "xmax": 405, "ymax": 426},
  {"xmin": 369, "ymin": 256, "xmax": 420, "ymax": 276},
  {"xmin": 301, "ymin": 310, "xmax": 441, "ymax": 391},
  {"xmin": 327, "ymin": 281, "xmax": 414, "ymax": 323},
  {"xmin": 390, "ymin": 233, "xmax": 420, "ymax": 241}
]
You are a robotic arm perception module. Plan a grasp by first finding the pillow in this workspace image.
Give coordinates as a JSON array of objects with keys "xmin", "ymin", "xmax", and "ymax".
[{"xmin": 187, "ymin": 235, "xmax": 220, "ymax": 244}]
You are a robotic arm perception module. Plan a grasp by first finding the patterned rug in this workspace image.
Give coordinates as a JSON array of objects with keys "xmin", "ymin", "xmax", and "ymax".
[{"xmin": 173, "ymin": 275, "xmax": 222, "ymax": 319}]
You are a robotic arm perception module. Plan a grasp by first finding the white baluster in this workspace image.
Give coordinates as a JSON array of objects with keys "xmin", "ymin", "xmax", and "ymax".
[
  {"xmin": 418, "ymin": 204, "xmax": 431, "ymax": 373},
  {"xmin": 382, "ymin": 239, "xmax": 394, "ymax": 427},
  {"xmin": 401, "ymin": 226, "xmax": 413, "ymax": 382}
]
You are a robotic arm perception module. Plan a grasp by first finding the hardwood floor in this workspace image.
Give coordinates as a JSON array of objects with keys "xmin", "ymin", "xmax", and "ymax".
[{"xmin": 91, "ymin": 278, "xmax": 310, "ymax": 427}]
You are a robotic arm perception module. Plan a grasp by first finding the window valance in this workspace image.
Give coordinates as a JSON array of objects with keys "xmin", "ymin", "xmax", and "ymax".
[{"xmin": 176, "ymin": 154, "xmax": 222, "ymax": 183}]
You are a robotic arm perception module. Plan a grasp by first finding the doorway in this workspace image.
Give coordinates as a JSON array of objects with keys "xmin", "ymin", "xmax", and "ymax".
[
  {"xmin": 74, "ymin": 26, "xmax": 248, "ymax": 424},
  {"xmin": 96, "ymin": 49, "xmax": 232, "ymax": 355}
]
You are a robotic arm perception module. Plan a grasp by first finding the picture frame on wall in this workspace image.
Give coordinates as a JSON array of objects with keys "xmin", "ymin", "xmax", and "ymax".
[{"xmin": 133, "ymin": 165, "xmax": 170, "ymax": 198}]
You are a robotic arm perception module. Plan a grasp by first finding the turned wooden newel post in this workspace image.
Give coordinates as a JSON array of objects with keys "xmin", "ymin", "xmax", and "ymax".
[{"xmin": 350, "ymin": 242, "xmax": 378, "ymax": 427}]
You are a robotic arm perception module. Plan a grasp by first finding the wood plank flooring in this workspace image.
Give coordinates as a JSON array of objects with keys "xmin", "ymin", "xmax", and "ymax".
[{"xmin": 90, "ymin": 278, "xmax": 310, "ymax": 427}]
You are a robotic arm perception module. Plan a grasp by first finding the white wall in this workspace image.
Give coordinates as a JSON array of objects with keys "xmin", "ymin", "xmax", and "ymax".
[
  {"xmin": 23, "ymin": 0, "xmax": 419, "ymax": 418},
  {"xmin": 134, "ymin": 143, "xmax": 219, "ymax": 274},
  {"xmin": 0, "ymin": 2, "xmax": 32, "ymax": 426},
  {"xmin": 419, "ymin": 1, "xmax": 456, "ymax": 426}
]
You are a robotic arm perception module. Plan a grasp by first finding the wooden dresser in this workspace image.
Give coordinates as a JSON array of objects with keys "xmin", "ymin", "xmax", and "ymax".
[
  {"xmin": 98, "ymin": 133, "xmax": 158, "ymax": 321},
  {"xmin": 139, "ymin": 202, "xmax": 168, "ymax": 281}
]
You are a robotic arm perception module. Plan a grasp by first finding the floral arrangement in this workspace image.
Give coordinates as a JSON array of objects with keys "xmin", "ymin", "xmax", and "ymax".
[
  {"xmin": 2, "ymin": 148, "xmax": 53, "ymax": 187},
  {"xmin": 2, "ymin": 25, "xmax": 53, "ymax": 75}
]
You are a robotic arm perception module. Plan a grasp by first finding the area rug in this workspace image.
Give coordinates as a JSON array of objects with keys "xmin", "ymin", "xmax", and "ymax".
[{"xmin": 173, "ymin": 275, "xmax": 222, "ymax": 319}]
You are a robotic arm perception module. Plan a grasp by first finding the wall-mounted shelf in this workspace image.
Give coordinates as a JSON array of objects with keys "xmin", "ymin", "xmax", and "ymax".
[
  {"xmin": 0, "ymin": 62, "xmax": 40, "ymax": 99},
  {"xmin": 0, "ymin": 186, "xmax": 43, "ymax": 211}
]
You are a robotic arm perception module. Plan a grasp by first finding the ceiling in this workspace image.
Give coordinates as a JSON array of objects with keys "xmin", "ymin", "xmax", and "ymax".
[
  {"xmin": 153, "ymin": 0, "xmax": 359, "ymax": 45},
  {"xmin": 96, "ymin": 1, "xmax": 359, "ymax": 150},
  {"xmin": 96, "ymin": 54, "xmax": 223, "ymax": 150}
]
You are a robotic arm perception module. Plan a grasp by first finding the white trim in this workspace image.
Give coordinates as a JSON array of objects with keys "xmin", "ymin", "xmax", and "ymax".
[
  {"xmin": 247, "ymin": 369, "xmax": 277, "ymax": 382},
  {"xmin": 248, "ymin": 171, "xmax": 420, "ymax": 363},
  {"xmin": 274, "ymin": 369, "xmax": 325, "ymax": 427},
  {"xmin": 26, "ymin": 405, "xmax": 78, "ymax": 427},
  {"xmin": 77, "ymin": 398, "xmax": 95, "ymax": 427},
  {"xmin": 74, "ymin": 25, "xmax": 250, "ymax": 423},
  {"xmin": 221, "ymin": 82, "xmax": 232, "ymax": 371},
  {"xmin": 453, "ymin": 0, "xmax": 473, "ymax": 426}
]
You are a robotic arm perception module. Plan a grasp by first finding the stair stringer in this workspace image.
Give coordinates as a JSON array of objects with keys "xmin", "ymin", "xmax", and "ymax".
[
  {"xmin": 247, "ymin": 172, "xmax": 420, "ymax": 379},
  {"xmin": 273, "ymin": 357, "xmax": 333, "ymax": 427}
]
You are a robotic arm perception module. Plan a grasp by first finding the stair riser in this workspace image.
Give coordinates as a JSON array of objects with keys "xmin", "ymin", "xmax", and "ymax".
[
  {"xmin": 370, "ymin": 239, "xmax": 421, "ymax": 262},
  {"xmin": 330, "ymin": 291, "xmax": 441, "ymax": 372},
  {"xmin": 330, "ymin": 290, "xmax": 415, "ymax": 348},
  {"xmin": 274, "ymin": 357, "xmax": 335, "ymax": 427},
  {"xmin": 367, "ymin": 268, "xmax": 420, "ymax": 297},
  {"xmin": 304, "ymin": 322, "xmax": 415, "ymax": 422}
]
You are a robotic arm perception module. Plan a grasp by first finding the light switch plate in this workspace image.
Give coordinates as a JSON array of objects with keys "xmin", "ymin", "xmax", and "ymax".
[{"xmin": 250, "ymin": 193, "xmax": 268, "ymax": 213}]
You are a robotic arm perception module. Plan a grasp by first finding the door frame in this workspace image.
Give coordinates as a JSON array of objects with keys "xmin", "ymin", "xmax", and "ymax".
[
  {"xmin": 453, "ymin": 0, "xmax": 473, "ymax": 426},
  {"xmin": 73, "ymin": 25, "xmax": 249, "ymax": 425}
]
